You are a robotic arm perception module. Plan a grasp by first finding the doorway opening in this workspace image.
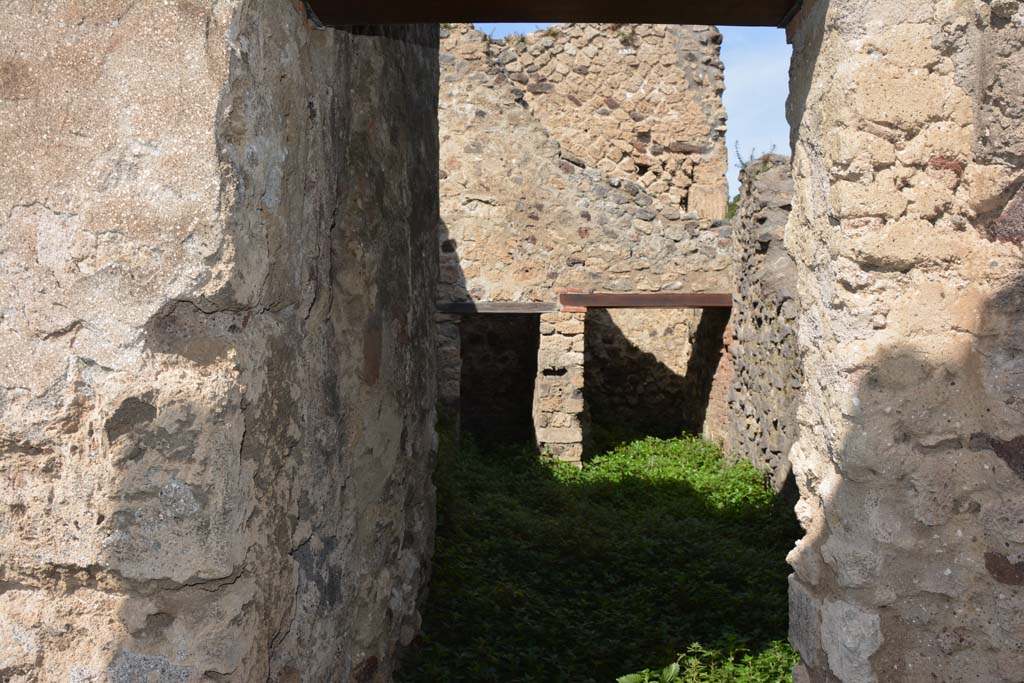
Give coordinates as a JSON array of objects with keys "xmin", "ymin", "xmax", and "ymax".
[
  {"xmin": 407, "ymin": 20, "xmax": 802, "ymax": 683},
  {"xmin": 459, "ymin": 313, "xmax": 541, "ymax": 448}
]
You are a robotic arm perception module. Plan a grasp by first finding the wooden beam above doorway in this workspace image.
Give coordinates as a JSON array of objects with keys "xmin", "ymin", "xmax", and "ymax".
[
  {"xmin": 437, "ymin": 302, "xmax": 561, "ymax": 314},
  {"xmin": 305, "ymin": 0, "xmax": 800, "ymax": 28}
]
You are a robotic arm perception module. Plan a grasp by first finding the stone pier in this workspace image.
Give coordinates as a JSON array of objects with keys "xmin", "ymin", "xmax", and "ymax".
[{"xmin": 533, "ymin": 312, "xmax": 588, "ymax": 463}]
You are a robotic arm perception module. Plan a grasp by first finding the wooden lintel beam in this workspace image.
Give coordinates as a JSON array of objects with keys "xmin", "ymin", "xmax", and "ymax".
[
  {"xmin": 558, "ymin": 292, "xmax": 733, "ymax": 309},
  {"xmin": 306, "ymin": 0, "xmax": 799, "ymax": 27},
  {"xmin": 438, "ymin": 302, "xmax": 560, "ymax": 314}
]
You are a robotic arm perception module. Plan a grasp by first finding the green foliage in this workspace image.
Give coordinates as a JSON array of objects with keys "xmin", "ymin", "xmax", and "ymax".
[
  {"xmin": 617, "ymin": 642, "xmax": 799, "ymax": 683},
  {"xmin": 397, "ymin": 431, "xmax": 800, "ymax": 683},
  {"xmin": 727, "ymin": 194, "xmax": 741, "ymax": 220}
]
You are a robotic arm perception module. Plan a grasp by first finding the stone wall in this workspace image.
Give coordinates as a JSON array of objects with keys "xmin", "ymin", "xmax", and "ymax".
[
  {"xmin": 785, "ymin": 1, "xmax": 1024, "ymax": 680},
  {"xmin": 438, "ymin": 24, "xmax": 734, "ymax": 450},
  {"xmin": 439, "ymin": 25, "xmax": 733, "ymax": 305},
  {"xmin": 497, "ymin": 23, "xmax": 729, "ymax": 219},
  {"xmin": 0, "ymin": 5, "xmax": 438, "ymax": 682},
  {"xmin": 727, "ymin": 155, "xmax": 799, "ymax": 490}
]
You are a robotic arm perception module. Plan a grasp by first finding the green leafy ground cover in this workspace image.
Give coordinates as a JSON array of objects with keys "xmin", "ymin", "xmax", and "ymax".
[{"xmin": 397, "ymin": 431, "xmax": 801, "ymax": 683}]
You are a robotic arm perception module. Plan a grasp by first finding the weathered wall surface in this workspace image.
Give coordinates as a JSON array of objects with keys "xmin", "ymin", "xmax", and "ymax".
[
  {"xmin": 727, "ymin": 155, "xmax": 799, "ymax": 490},
  {"xmin": 0, "ymin": 4, "xmax": 438, "ymax": 681},
  {"xmin": 439, "ymin": 25, "xmax": 732, "ymax": 305},
  {"xmin": 785, "ymin": 1, "xmax": 1024, "ymax": 680},
  {"xmin": 438, "ymin": 25, "xmax": 733, "ymax": 445},
  {"xmin": 497, "ymin": 23, "xmax": 729, "ymax": 219}
]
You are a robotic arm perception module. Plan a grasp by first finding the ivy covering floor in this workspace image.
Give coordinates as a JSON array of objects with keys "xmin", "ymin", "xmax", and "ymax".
[{"xmin": 397, "ymin": 430, "xmax": 801, "ymax": 683}]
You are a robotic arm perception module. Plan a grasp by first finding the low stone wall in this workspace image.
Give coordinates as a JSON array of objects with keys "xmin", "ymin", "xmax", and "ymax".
[
  {"xmin": 0, "ymin": 6, "xmax": 438, "ymax": 681},
  {"xmin": 726, "ymin": 155, "xmax": 799, "ymax": 490}
]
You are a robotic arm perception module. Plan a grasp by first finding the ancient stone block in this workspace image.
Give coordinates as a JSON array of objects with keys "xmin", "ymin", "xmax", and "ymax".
[{"xmin": 820, "ymin": 600, "xmax": 882, "ymax": 683}]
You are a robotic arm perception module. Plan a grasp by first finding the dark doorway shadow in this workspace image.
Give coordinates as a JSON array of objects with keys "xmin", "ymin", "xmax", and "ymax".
[
  {"xmin": 459, "ymin": 313, "xmax": 541, "ymax": 449},
  {"xmin": 584, "ymin": 307, "xmax": 731, "ymax": 454}
]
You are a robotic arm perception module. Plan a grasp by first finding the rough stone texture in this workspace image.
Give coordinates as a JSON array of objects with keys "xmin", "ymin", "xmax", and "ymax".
[
  {"xmin": 496, "ymin": 23, "xmax": 729, "ymax": 219},
  {"xmin": 439, "ymin": 25, "xmax": 733, "ymax": 304},
  {"xmin": 438, "ymin": 24, "xmax": 734, "ymax": 448},
  {"xmin": 534, "ymin": 312, "xmax": 587, "ymax": 462},
  {"xmin": 0, "ymin": 5, "xmax": 438, "ymax": 682},
  {"xmin": 785, "ymin": 1, "xmax": 1024, "ymax": 680},
  {"xmin": 727, "ymin": 155, "xmax": 800, "ymax": 490}
]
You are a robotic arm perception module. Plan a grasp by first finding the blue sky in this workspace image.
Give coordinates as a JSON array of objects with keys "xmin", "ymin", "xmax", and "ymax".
[{"xmin": 473, "ymin": 24, "xmax": 791, "ymax": 196}]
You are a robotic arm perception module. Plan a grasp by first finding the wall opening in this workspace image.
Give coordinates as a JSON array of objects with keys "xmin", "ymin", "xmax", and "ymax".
[
  {"xmin": 584, "ymin": 307, "xmax": 732, "ymax": 453},
  {"xmin": 459, "ymin": 313, "xmax": 541, "ymax": 447},
  {"xmin": 414, "ymin": 19, "xmax": 805, "ymax": 683}
]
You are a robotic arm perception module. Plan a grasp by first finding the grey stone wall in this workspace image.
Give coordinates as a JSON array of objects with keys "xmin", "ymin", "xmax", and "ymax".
[
  {"xmin": 727, "ymin": 155, "xmax": 799, "ymax": 490},
  {"xmin": 0, "ymin": 5, "xmax": 438, "ymax": 681}
]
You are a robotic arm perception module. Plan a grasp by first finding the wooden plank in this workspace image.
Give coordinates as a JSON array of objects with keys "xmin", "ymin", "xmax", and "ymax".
[
  {"xmin": 438, "ymin": 301, "xmax": 560, "ymax": 314},
  {"xmin": 306, "ymin": 0, "xmax": 799, "ymax": 27},
  {"xmin": 558, "ymin": 292, "xmax": 733, "ymax": 309}
]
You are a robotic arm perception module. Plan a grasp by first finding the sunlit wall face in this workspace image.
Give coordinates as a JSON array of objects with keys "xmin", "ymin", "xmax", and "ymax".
[{"xmin": 473, "ymin": 23, "xmax": 792, "ymax": 197}]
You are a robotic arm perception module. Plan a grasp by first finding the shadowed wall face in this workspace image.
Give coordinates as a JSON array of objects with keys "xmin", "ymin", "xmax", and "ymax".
[
  {"xmin": 460, "ymin": 314, "xmax": 540, "ymax": 446},
  {"xmin": 726, "ymin": 155, "xmax": 799, "ymax": 491},
  {"xmin": 585, "ymin": 308, "xmax": 730, "ymax": 442},
  {"xmin": 0, "ymin": 5, "xmax": 438, "ymax": 681}
]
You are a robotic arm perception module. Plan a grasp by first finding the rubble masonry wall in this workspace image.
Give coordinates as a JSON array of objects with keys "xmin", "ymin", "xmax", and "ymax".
[
  {"xmin": 727, "ymin": 155, "xmax": 800, "ymax": 491},
  {"xmin": 785, "ymin": 1, "xmax": 1024, "ymax": 680},
  {"xmin": 438, "ymin": 24, "xmax": 734, "ymax": 445},
  {"xmin": 0, "ymin": 5, "xmax": 438, "ymax": 681}
]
